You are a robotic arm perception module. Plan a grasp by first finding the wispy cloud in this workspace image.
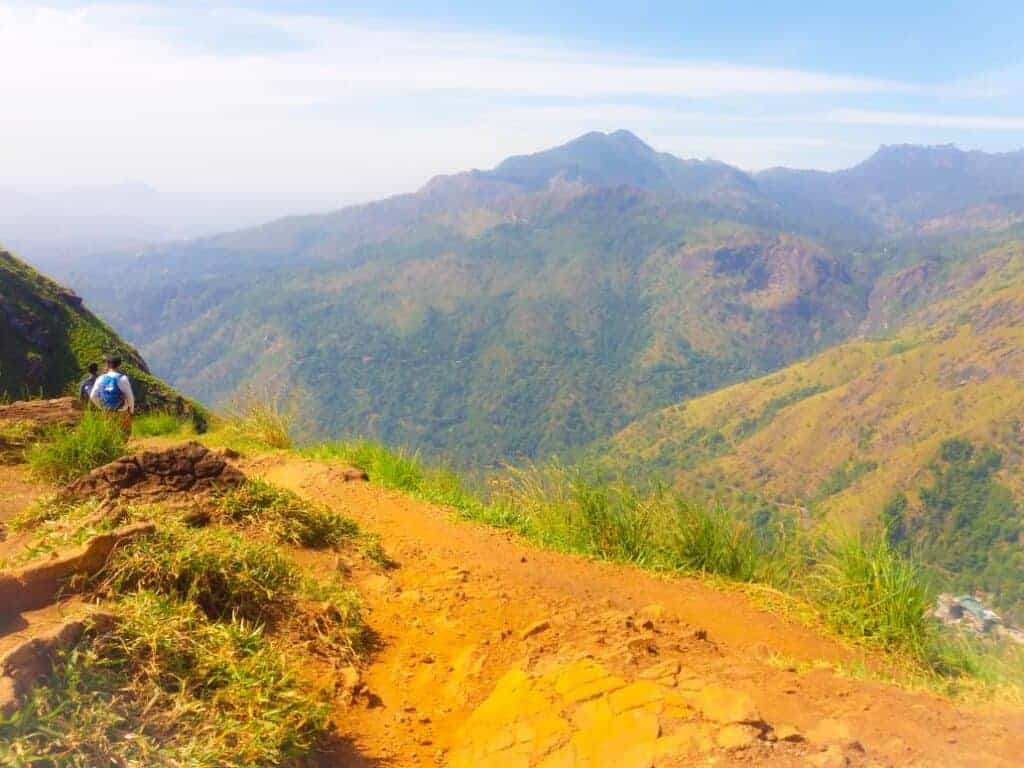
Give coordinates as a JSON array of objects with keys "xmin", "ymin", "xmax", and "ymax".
[
  {"xmin": 829, "ymin": 108, "xmax": 1024, "ymax": 132},
  {"xmin": 0, "ymin": 2, "xmax": 1014, "ymax": 202}
]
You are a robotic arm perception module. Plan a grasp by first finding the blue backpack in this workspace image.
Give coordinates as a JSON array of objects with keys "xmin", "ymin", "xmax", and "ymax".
[{"xmin": 97, "ymin": 373, "xmax": 125, "ymax": 410}]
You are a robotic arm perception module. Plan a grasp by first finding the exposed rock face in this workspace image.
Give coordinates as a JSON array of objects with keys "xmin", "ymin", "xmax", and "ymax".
[
  {"xmin": 0, "ymin": 397, "xmax": 82, "ymax": 428},
  {"xmin": 448, "ymin": 658, "xmax": 776, "ymax": 767},
  {"xmin": 0, "ymin": 522, "xmax": 156, "ymax": 615},
  {"xmin": 0, "ymin": 613, "xmax": 115, "ymax": 716},
  {"xmin": 64, "ymin": 442, "xmax": 245, "ymax": 501}
]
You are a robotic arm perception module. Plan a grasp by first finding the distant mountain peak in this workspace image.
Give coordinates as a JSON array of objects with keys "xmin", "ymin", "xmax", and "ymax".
[{"xmin": 478, "ymin": 129, "xmax": 750, "ymax": 197}]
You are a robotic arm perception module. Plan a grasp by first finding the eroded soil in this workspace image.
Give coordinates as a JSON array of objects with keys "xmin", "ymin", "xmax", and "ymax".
[{"xmin": 250, "ymin": 455, "xmax": 1024, "ymax": 768}]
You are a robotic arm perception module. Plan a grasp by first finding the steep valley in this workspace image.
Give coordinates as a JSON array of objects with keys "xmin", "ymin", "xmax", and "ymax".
[{"xmin": 49, "ymin": 132, "xmax": 1024, "ymax": 466}]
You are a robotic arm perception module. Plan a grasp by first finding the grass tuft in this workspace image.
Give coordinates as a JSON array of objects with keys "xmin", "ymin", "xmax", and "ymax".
[
  {"xmin": 812, "ymin": 533, "xmax": 934, "ymax": 656},
  {"xmin": 131, "ymin": 410, "xmax": 191, "ymax": 438},
  {"xmin": 212, "ymin": 478, "xmax": 359, "ymax": 548},
  {"xmin": 222, "ymin": 386, "xmax": 296, "ymax": 450},
  {"xmin": 26, "ymin": 410, "xmax": 126, "ymax": 482},
  {"xmin": 0, "ymin": 592, "xmax": 329, "ymax": 767},
  {"xmin": 97, "ymin": 523, "xmax": 299, "ymax": 623}
]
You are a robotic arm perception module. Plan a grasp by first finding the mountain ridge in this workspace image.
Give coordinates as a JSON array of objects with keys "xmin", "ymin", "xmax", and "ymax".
[{"xmin": 38, "ymin": 130, "xmax": 1024, "ymax": 465}]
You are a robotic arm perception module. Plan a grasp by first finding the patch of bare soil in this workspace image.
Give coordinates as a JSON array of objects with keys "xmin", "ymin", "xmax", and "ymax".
[{"xmin": 252, "ymin": 455, "xmax": 1024, "ymax": 768}]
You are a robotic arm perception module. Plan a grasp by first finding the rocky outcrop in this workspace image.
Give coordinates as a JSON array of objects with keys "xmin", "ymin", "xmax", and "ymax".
[
  {"xmin": 0, "ymin": 612, "xmax": 115, "ymax": 716},
  {"xmin": 0, "ymin": 397, "xmax": 81, "ymax": 428},
  {"xmin": 0, "ymin": 522, "xmax": 155, "ymax": 615},
  {"xmin": 0, "ymin": 398, "xmax": 83, "ymax": 463},
  {"xmin": 64, "ymin": 442, "xmax": 245, "ymax": 501}
]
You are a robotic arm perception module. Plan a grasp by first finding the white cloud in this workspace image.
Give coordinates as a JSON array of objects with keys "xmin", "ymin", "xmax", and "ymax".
[
  {"xmin": 829, "ymin": 108, "xmax": 1024, "ymax": 131},
  {"xmin": 0, "ymin": 2, "xmax": 1008, "ymax": 205},
  {"xmin": 0, "ymin": 4, "xmax": 916, "ymax": 194}
]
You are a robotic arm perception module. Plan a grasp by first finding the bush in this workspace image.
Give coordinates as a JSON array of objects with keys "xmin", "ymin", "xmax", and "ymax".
[
  {"xmin": 98, "ymin": 524, "xmax": 300, "ymax": 622},
  {"xmin": 26, "ymin": 410, "xmax": 126, "ymax": 482},
  {"xmin": 812, "ymin": 533, "xmax": 934, "ymax": 656},
  {"xmin": 0, "ymin": 592, "xmax": 329, "ymax": 767},
  {"xmin": 212, "ymin": 478, "xmax": 358, "ymax": 548}
]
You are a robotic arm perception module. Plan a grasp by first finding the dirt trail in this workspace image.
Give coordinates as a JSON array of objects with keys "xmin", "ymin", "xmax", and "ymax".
[{"xmin": 252, "ymin": 455, "xmax": 1024, "ymax": 768}]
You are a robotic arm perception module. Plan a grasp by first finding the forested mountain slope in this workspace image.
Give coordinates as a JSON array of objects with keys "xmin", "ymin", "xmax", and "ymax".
[
  {"xmin": 0, "ymin": 246, "xmax": 194, "ymax": 414},
  {"xmin": 602, "ymin": 240, "xmax": 1024, "ymax": 616},
  {"xmin": 49, "ymin": 132, "xmax": 1024, "ymax": 463}
]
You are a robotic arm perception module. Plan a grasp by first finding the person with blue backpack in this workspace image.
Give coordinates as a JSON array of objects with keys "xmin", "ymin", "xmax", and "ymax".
[{"xmin": 89, "ymin": 355, "xmax": 135, "ymax": 431}]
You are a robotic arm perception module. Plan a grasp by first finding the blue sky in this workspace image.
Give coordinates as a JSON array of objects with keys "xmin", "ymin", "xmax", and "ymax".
[{"xmin": 3, "ymin": 1, "xmax": 1023, "ymax": 208}]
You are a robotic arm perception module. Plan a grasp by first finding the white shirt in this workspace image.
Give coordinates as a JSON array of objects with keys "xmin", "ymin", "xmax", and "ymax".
[{"xmin": 90, "ymin": 371, "xmax": 135, "ymax": 413}]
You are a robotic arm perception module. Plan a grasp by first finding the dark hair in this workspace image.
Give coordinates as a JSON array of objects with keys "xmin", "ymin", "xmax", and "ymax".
[
  {"xmin": 87, "ymin": 362, "xmax": 99, "ymax": 375},
  {"xmin": 105, "ymin": 355, "xmax": 123, "ymax": 369}
]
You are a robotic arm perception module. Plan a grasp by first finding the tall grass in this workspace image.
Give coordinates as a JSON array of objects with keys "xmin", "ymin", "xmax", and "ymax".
[
  {"xmin": 302, "ymin": 440, "xmax": 1024, "ymax": 689},
  {"xmin": 0, "ymin": 593, "xmax": 330, "ymax": 767},
  {"xmin": 26, "ymin": 410, "xmax": 127, "ymax": 482},
  {"xmin": 221, "ymin": 385, "xmax": 298, "ymax": 450},
  {"xmin": 306, "ymin": 442, "xmax": 761, "ymax": 578},
  {"xmin": 131, "ymin": 410, "xmax": 190, "ymax": 438},
  {"xmin": 812, "ymin": 534, "xmax": 934, "ymax": 656}
]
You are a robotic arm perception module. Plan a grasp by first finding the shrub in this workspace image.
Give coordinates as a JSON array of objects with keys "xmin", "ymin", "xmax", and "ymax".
[
  {"xmin": 212, "ymin": 478, "xmax": 358, "ymax": 548},
  {"xmin": 811, "ymin": 533, "xmax": 934, "ymax": 656},
  {"xmin": 26, "ymin": 410, "xmax": 126, "ymax": 482},
  {"xmin": 0, "ymin": 592, "xmax": 329, "ymax": 767},
  {"xmin": 98, "ymin": 524, "xmax": 300, "ymax": 622}
]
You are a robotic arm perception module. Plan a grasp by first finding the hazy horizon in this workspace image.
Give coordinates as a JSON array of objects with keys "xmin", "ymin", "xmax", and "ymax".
[{"xmin": 3, "ymin": 1, "xmax": 1024, "ymax": 212}]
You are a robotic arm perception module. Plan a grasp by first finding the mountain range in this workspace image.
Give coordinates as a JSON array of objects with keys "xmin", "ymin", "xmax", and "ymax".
[{"xmin": 43, "ymin": 131, "xmax": 1024, "ymax": 465}]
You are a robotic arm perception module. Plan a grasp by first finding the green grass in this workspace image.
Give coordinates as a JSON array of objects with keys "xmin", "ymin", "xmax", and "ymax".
[
  {"xmin": 25, "ymin": 411, "xmax": 126, "ymax": 482},
  {"xmin": 97, "ymin": 523, "xmax": 301, "ymax": 623},
  {"xmin": 1, "ymin": 453, "xmax": 368, "ymax": 766},
  {"xmin": 305, "ymin": 439, "xmax": 1024, "ymax": 693},
  {"xmin": 131, "ymin": 410, "xmax": 191, "ymax": 438},
  {"xmin": 221, "ymin": 388, "xmax": 296, "ymax": 450},
  {"xmin": 212, "ymin": 478, "xmax": 359, "ymax": 548},
  {"xmin": 811, "ymin": 533, "xmax": 934, "ymax": 657},
  {"xmin": 0, "ymin": 592, "xmax": 330, "ymax": 768}
]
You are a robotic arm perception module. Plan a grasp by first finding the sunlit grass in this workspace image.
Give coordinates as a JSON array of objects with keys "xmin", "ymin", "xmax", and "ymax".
[
  {"xmin": 302, "ymin": 438, "xmax": 1024, "ymax": 695},
  {"xmin": 26, "ymin": 410, "xmax": 127, "ymax": 482}
]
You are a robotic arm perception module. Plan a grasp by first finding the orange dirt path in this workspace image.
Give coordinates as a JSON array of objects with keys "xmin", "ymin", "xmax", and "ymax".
[{"xmin": 252, "ymin": 455, "xmax": 1024, "ymax": 768}]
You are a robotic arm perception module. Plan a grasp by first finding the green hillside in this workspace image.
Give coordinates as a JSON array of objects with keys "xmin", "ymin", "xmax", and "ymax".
[
  {"xmin": 0, "ymin": 247, "xmax": 201, "ymax": 420},
  {"xmin": 601, "ymin": 240, "xmax": 1024, "ymax": 617},
  {"xmin": 51, "ymin": 133, "xmax": 1024, "ymax": 464},
  {"xmin": 67, "ymin": 197, "xmax": 867, "ymax": 463}
]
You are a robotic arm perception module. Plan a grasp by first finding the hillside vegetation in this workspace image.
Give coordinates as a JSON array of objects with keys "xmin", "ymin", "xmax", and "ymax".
[
  {"xmin": 0, "ymin": 247, "xmax": 202, "ymax": 422},
  {"xmin": 54, "ymin": 133, "xmax": 1024, "ymax": 465},
  {"xmin": 603, "ymin": 240, "xmax": 1024, "ymax": 617}
]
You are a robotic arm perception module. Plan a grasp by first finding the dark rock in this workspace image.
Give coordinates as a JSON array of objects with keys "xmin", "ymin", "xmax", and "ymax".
[{"xmin": 64, "ymin": 442, "xmax": 245, "ymax": 502}]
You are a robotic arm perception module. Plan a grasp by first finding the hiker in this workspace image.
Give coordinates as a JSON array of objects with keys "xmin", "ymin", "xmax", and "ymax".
[
  {"xmin": 89, "ymin": 355, "xmax": 135, "ymax": 431},
  {"xmin": 79, "ymin": 362, "xmax": 99, "ymax": 404}
]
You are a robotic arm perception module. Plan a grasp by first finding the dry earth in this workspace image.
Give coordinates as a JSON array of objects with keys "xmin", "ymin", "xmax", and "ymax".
[
  {"xmin": 248, "ymin": 454, "xmax": 1024, "ymax": 768},
  {"xmin": 3, "ymin": 447, "xmax": 1024, "ymax": 767}
]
